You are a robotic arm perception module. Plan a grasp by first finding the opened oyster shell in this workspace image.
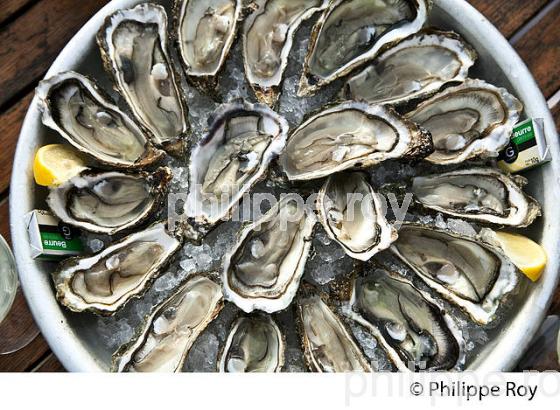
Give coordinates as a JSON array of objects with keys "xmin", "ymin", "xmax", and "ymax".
[
  {"xmin": 317, "ymin": 172, "xmax": 397, "ymax": 261},
  {"xmin": 218, "ymin": 314, "xmax": 285, "ymax": 372},
  {"xmin": 405, "ymin": 79, "xmax": 523, "ymax": 164},
  {"xmin": 97, "ymin": 3, "xmax": 189, "ymax": 157},
  {"xmin": 186, "ymin": 100, "xmax": 289, "ymax": 226},
  {"xmin": 409, "ymin": 167, "xmax": 541, "ymax": 227},
  {"xmin": 223, "ymin": 197, "xmax": 317, "ymax": 313},
  {"xmin": 173, "ymin": 0, "xmax": 242, "ymax": 89},
  {"xmin": 298, "ymin": 289, "xmax": 372, "ymax": 372},
  {"xmin": 347, "ymin": 267, "xmax": 465, "ymax": 371},
  {"xmin": 47, "ymin": 167, "xmax": 172, "ymax": 235},
  {"xmin": 279, "ymin": 101, "xmax": 433, "ymax": 181},
  {"xmin": 52, "ymin": 221, "xmax": 182, "ymax": 316},
  {"xmin": 243, "ymin": 0, "xmax": 329, "ymax": 106},
  {"xmin": 36, "ymin": 71, "xmax": 164, "ymax": 169},
  {"xmin": 340, "ymin": 29, "xmax": 476, "ymax": 105},
  {"xmin": 299, "ymin": 0, "xmax": 431, "ymax": 96},
  {"xmin": 113, "ymin": 274, "xmax": 223, "ymax": 372},
  {"xmin": 390, "ymin": 223, "xmax": 521, "ymax": 325}
]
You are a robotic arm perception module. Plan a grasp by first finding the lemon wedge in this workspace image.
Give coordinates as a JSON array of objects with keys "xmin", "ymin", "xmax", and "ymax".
[
  {"xmin": 33, "ymin": 144, "xmax": 88, "ymax": 187},
  {"xmin": 494, "ymin": 231, "xmax": 547, "ymax": 282}
]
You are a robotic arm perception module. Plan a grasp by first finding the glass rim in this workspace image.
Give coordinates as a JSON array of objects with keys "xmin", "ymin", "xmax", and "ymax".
[{"xmin": 0, "ymin": 233, "xmax": 18, "ymax": 324}]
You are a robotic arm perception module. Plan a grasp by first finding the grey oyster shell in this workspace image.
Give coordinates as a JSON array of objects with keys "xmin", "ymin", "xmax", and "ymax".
[
  {"xmin": 409, "ymin": 167, "xmax": 541, "ymax": 227},
  {"xmin": 113, "ymin": 274, "xmax": 223, "ymax": 372},
  {"xmin": 340, "ymin": 29, "xmax": 477, "ymax": 105},
  {"xmin": 36, "ymin": 71, "xmax": 164, "ymax": 169},
  {"xmin": 52, "ymin": 221, "xmax": 183, "ymax": 316},
  {"xmin": 279, "ymin": 101, "xmax": 433, "ymax": 181},
  {"xmin": 405, "ymin": 79, "xmax": 523, "ymax": 165},
  {"xmin": 173, "ymin": 0, "xmax": 242, "ymax": 90},
  {"xmin": 243, "ymin": 0, "xmax": 330, "ymax": 106},
  {"xmin": 390, "ymin": 223, "xmax": 522, "ymax": 325},
  {"xmin": 223, "ymin": 196, "xmax": 317, "ymax": 313},
  {"xmin": 47, "ymin": 167, "xmax": 172, "ymax": 235},
  {"xmin": 97, "ymin": 3, "xmax": 189, "ymax": 157},
  {"xmin": 298, "ymin": 289, "xmax": 372, "ymax": 372},
  {"xmin": 347, "ymin": 267, "xmax": 466, "ymax": 371},
  {"xmin": 218, "ymin": 314, "xmax": 285, "ymax": 372},
  {"xmin": 186, "ymin": 100, "xmax": 289, "ymax": 226},
  {"xmin": 299, "ymin": 0, "xmax": 431, "ymax": 96},
  {"xmin": 316, "ymin": 172, "xmax": 397, "ymax": 261}
]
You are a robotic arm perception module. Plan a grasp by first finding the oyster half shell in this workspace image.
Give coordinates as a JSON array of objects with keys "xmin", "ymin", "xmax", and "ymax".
[
  {"xmin": 347, "ymin": 267, "xmax": 465, "ymax": 371},
  {"xmin": 218, "ymin": 314, "xmax": 285, "ymax": 372},
  {"xmin": 52, "ymin": 221, "xmax": 183, "ymax": 316},
  {"xmin": 390, "ymin": 223, "xmax": 521, "ymax": 325},
  {"xmin": 298, "ymin": 290, "xmax": 372, "ymax": 372},
  {"xmin": 405, "ymin": 79, "xmax": 523, "ymax": 165},
  {"xmin": 279, "ymin": 101, "xmax": 433, "ymax": 181},
  {"xmin": 113, "ymin": 275, "xmax": 223, "ymax": 372},
  {"xmin": 317, "ymin": 172, "xmax": 397, "ymax": 261},
  {"xmin": 47, "ymin": 167, "xmax": 172, "ymax": 235},
  {"xmin": 299, "ymin": 0, "xmax": 431, "ymax": 96},
  {"xmin": 173, "ymin": 0, "xmax": 242, "ymax": 88},
  {"xmin": 36, "ymin": 71, "xmax": 164, "ymax": 169},
  {"xmin": 223, "ymin": 197, "xmax": 317, "ymax": 313},
  {"xmin": 341, "ymin": 29, "xmax": 477, "ymax": 105},
  {"xmin": 97, "ymin": 3, "xmax": 189, "ymax": 157},
  {"xmin": 187, "ymin": 100, "xmax": 289, "ymax": 226},
  {"xmin": 410, "ymin": 167, "xmax": 541, "ymax": 227},
  {"xmin": 243, "ymin": 0, "xmax": 330, "ymax": 106}
]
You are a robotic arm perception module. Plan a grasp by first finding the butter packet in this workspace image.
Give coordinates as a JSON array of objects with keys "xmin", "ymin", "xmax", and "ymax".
[
  {"xmin": 498, "ymin": 118, "xmax": 550, "ymax": 173},
  {"xmin": 25, "ymin": 209, "xmax": 83, "ymax": 260}
]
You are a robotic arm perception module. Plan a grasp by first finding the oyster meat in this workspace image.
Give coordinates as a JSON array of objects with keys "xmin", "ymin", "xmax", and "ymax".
[
  {"xmin": 223, "ymin": 197, "xmax": 317, "ymax": 313},
  {"xmin": 279, "ymin": 101, "xmax": 433, "ymax": 181},
  {"xmin": 218, "ymin": 314, "xmax": 285, "ymax": 372},
  {"xmin": 341, "ymin": 29, "xmax": 476, "ymax": 105},
  {"xmin": 113, "ymin": 275, "xmax": 223, "ymax": 372},
  {"xmin": 299, "ymin": 0, "xmax": 431, "ymax": 96},
  {"xmin": 52, "ymin": 221, "xmax": 183, "ymax": 316},
  {"xmin": 348, "ymin": 268, "xmax": 465, "ymax": 371},
  {"xmin": 391, "ymin": 223, "xmax": 521, "ymax": 325},
  {"xmin": 405, "ymin": 79, "xmax": 523, "ymax": 164},
  {"xmin": 243, "ymin": 0, "xmax": 329, "ymax": 106},
  {"xmin": 317, "ymin": 172, "xmax": 397, "ymax": 260},
  {"xmin": 187, "ymin": 100, "xmax": 289, "ymax": 225},
  {"xmin": 298, "ymin": 290, "xmax": 372, "ymax": 372},
  {"xmin": 410, "ymin": 167, "xmax": 541, "ymax": 227},
  {"xmin": 47, "ymin": 167, "xmax": 172, "ymax": 235},
  {"xmin": 97, "ymin": 3, "xmax": 189, "ymax": 156},
  {"xmin": 174, "ymin": 0, "xmax": 242, "ymax": 86},
  {"xmin": 36, "ymin": 71, "xmax": 164, "ymax": 168}
]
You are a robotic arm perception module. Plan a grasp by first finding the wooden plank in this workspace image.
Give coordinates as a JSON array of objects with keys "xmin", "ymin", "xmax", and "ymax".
[
  {"xmin": 468, "ymin": 0, "xmax": 549, "ymax": 39},
  {"xmin": 0, "ymin": 0, "xmax": 109, "ymax": 109},
  {"xmin": 0, "ymin": 92, "xmax": 33, "ymax": 195},
  {"xmin": 553, "ymin": 103, "xmax": 560, "ymax": 131},
  {"xmin": 0, "ymin": 199, "xmax": 10, "ymax": 246},
  {"xmin": 33, "ymin": 354, "xmax": 66, "ymax": 372},
  {"xmin": 0, "ymin": 333, "xmax": 50, "ymax": 372},
  {"xmin": 513, "ymin": 2, "xmax": 560, "ymax": 99},
  {"xmin": 0, "ymin": 0, "xmax": 37, "ymax": 27}
]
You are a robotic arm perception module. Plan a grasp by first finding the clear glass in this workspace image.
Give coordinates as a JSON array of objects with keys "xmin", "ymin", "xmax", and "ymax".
[
  {"xmin": 0, "ymin": 235, "xmax": 18, "ymax": 323},
  {"xmin": 0, "ymin": 234, "xmax": 40, "ymax": 354}
]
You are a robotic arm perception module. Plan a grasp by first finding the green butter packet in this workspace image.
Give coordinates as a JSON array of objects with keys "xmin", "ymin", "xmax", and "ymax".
[
  {"xmin": 25, "ymin": 209, "xmax": 83, "ymax": 260},
  {"xmin": 498, "ymin": 118, "xmax": 551, "ymax": 173}
]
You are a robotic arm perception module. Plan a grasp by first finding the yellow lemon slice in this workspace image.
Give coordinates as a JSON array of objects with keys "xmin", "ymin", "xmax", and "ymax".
[
  {"xmin": 494, "ymin": 231, "xmax": 547, "ymax": 282},
  {"xmin": 33, "ymin": 144, "xmax": 88, "ymax": 187}
]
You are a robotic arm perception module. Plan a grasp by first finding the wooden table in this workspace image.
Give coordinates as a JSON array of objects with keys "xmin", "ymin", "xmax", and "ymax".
[{"xmin": 0, "ymin": 0, "xmax": 559, "ymax": 372}]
